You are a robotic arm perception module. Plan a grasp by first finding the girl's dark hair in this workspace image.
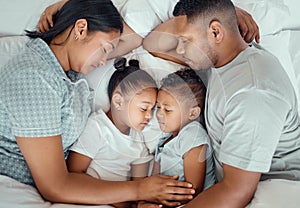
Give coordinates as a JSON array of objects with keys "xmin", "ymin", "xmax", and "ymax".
[
  {"xmin": 108, "ymin": 57, "xmax": 157, "ymax": 100},
  {"xmin": 160, "ymin": 68, "xmax": 206, "ymax": 109},
  {"xmin": 26, "ymin": 0, "xmax": 123, "ymax": 44}
]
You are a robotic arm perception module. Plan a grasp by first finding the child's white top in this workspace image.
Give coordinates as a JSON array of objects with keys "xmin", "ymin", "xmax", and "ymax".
[
  {"xmin": 70, "ymin": 109, "xmax": 153, "ymax": 181},
  {"xmin": 155, "ymin": 121, "xmax": 215, "ymax": 190}
]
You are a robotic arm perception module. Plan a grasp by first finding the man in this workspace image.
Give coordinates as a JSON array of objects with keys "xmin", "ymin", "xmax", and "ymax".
[
  {"xmin": 174, "ymin": 0, "xmax": 300, "ymax": 207},
  {"xmin": 143, "ymin": 0, "xmax": 260, "ymax": 66}
]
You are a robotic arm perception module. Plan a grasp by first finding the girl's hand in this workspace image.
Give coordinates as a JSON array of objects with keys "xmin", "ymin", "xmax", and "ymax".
[
  {"xmin": 38, "ymin": 0, "xmax": 68, "ymax": 32},
  {"xmin": 138, "ymin": 175, "xmax": 194, "ymax": 207}
]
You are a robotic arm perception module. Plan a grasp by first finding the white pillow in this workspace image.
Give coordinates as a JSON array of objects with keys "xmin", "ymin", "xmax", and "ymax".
[
  {"xmin": 0, "ymin": 0, "xmax": 60, "ymax": 36},
  {"xmin": 147, "ymin": 0, "xmax": 178, "ymax": 22},
  {"xmin": 119, "ymin": 0, "xmax": 162, "ymax": 37},
  {"xmin": 0, "ymin": 36, "xmax": 29, "ymax": 68},
  {"xmin": 232, "ymin": 0, "xmax": 300, "ymax": 36}
]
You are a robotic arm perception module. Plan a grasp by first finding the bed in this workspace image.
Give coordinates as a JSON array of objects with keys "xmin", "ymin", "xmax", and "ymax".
[{"xmin": 0, "ymin": 0, "xmax": 300, "ymax": 207}]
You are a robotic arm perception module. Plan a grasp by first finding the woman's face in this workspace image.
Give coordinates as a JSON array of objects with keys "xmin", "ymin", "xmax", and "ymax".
[{"xmin": 71, "ymin": 30, "xmax": 120, "ymax": 75}]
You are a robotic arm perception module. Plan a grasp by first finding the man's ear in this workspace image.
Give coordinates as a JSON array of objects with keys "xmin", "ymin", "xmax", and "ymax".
[
  {"xmin": 209, "ymin": 20, "xmax": 224, "ymax": 43},
  {"xmin": 112, "ymin": 91, "xmax": 124, "ymax": 110},
  {"xmin": 74, "ymin": 19, "xmax": 88, "ymax": 40},
  {"xmin": 189, "ymin": 106, "xmax": 201, "ymax": 120}
]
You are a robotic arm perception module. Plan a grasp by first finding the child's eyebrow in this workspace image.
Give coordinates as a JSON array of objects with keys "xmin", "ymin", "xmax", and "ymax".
[{"xmin": 142, "ymin": 101, "xmax": 155, "ymax": 105}]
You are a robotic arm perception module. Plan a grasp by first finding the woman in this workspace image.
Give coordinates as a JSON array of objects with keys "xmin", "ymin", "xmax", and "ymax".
[
  {"xmin": 38, "ymin": 0, "xmax": 143, "ymax": 60},
  {"xmin": 0, "ymin": 0, "xmax": 193, "ymax": 206}
]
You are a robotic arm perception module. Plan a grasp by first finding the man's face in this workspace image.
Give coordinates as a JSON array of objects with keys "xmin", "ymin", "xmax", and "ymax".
[{"xmin": 175, "ymin": 16, "xmax": 216, "ymax": 70}]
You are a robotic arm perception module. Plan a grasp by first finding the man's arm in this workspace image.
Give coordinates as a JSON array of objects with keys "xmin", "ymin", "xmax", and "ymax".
[
  {"xmin": 107, "ymin": 21, "xmax": 143, "ymax": 60},
  {"xmin": 143, "ymin": 6, "xmax": 260, "ymax": 63},
  {"xmin": 143, "ymin": 17, "xmax": 186, "ymax": 65},
  {"xmin": 183, "ymin": 164, "xmax": 261, "ymax": 208}
]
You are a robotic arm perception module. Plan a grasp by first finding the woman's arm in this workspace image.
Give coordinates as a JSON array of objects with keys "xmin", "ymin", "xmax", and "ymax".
[{"xmin": 16, "ymin": 135, "xmax": 194, "ymax": 206}]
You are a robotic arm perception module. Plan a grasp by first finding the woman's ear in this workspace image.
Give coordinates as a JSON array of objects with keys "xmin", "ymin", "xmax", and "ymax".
[
  {"xmin": 112, "ymin": 91, "xmax": 124, "ymax": 110},
  {"xmin": 74, "ymin": 19, "xmax": 88, "ymax": 40},
  {"xmin": 189, "ymin": 106, "xmax": 201, "ymax": 120},
  {"xmin": 209, "ymin": 20, "xmax": 224, "ymax": 43}
]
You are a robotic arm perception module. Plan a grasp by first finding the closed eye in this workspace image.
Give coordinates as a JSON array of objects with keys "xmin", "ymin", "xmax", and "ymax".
[
  {"xmin": 103, "ymin": 47, "xmax": 107, "ymax": 54},
  {"xmin": 165, "ymin": 109, "xmax": 172, "ymax": 113},
  {"xmin": 140, "ymin": 107, "xmax": 147, "ymax": 112}
]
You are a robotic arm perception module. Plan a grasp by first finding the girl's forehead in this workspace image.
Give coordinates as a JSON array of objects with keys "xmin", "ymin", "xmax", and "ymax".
[{"xmin": 125, "ymin": 87, "xmax": 157, "ymax": 99}]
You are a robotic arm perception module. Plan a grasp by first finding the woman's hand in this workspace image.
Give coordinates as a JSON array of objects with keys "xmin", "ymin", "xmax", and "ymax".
[
  {"xmin": 38, "ymin": 0, "xmax": 68, "ymax": 32},
  {"xmin": 235, "ymin": 6, "xmax": 260, "ymax": 43},
  {"xmin": 138, "ymin": 175, "xmax": 194, "ymax": 207}
]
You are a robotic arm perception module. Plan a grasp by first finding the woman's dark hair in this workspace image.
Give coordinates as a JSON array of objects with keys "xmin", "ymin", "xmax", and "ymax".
[
  {"xmin": 108, "ymin": 57, "xmax": 157, "ymax": 101},
  {"xmin": 26, "ymin": 0, "xmax": 123, "ymax": 44},
  {"xmin": 160, "ymin": 68, "xmax": 206, "ymax": 109}
]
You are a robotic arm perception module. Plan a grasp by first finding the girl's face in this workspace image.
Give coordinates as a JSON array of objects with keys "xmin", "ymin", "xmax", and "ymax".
[
  {"xmin": 121, "ymin": 88, "xmax": 157, "ymax": 132},
  {"xmin": 156, "ymin": 89, "xmax": 191, "ymax": 137},
  {"xmin": 71, "ymin": 30, "xmax": 120, "ymax": 75}
]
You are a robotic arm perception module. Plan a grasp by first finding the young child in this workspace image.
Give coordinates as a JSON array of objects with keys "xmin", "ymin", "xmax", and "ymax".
[
  {"xmin": 67, "ymin": 57, "xmax": 157, "ymax": 206},
  {"xmin": 140, "ymin": 68, "xmax": 215, "ymax": 207}
]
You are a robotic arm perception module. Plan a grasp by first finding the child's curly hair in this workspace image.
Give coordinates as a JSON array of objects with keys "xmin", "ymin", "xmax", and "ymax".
[{"xmin": 160, "ymin": 68, "xmax": 206, "ymax": 109}]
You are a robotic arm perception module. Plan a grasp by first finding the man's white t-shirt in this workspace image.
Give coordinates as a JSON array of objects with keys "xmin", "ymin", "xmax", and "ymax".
[{"xmin": 205, "ymin": 44, "xmax": 300, "ymax": 182}]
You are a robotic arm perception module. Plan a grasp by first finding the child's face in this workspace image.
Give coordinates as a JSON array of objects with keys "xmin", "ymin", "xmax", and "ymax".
[
  {"xmin": 123, "ymin": 88, "xmax": 157, "ymax": 132},
  {"xmin": 156, "ymin": 89, "xmax": 191, "ymax": 136}
]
